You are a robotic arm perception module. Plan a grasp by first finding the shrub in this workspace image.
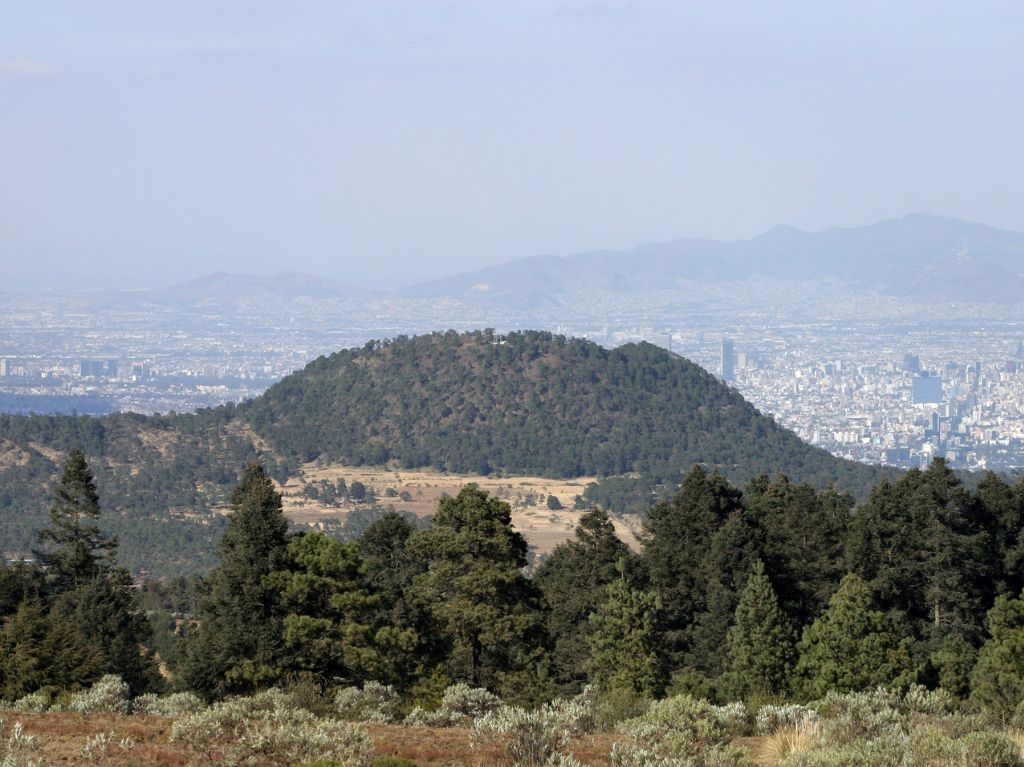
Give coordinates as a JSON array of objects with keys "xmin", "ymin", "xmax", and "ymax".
[
  {"xmin": 755, "ymin": 704, "xmax": 819, "ymax": 735},
  {"xmin": 709, "ymin": 702, "xmax": 751, "ymax": 738},
  {"xmin": 335, "ymin": 682, "xmax": 401, "ymax": 724},
  {"xmin": 171, "ymin": 694, "xmax": 374, "ymax": 766},
  {"xmin": 8, "ymin": 692, "xmax": 49, "ymax": 713},
  {"xmin": 1, "ymin": 720, "xmax": 41, "ymax": 767},
  {"xmin": 404, "ymin": 684, "xmax": 502, "ymax": 727},
  {"xmin": 470, "ymin": 705, "xmax": 570, "ymax": 767},
  {"xmin": 544, "ymin": 687, "xmax": 599, "ymax": 737},
  {"xmin": 593, "ymin": 686, "xmax": 650, "ymax": 730},
  {"xmin": 371, "ymin": 759, "xmax": 419, "ymax": 767},
  {"xmin": 956, "ymin": 731, "xmax": 1024, "ymax": 767},
  {"xmin": 609, "ymin": 695, "xmax": 751, "ymax": 767},
  {"xmin": 80, "ymin": 731, "xmax": 135, "ymax": 762},
  {"xmin": 67, "ymin": 675, "xmax": 131, "ymax": 715},
  {"xmin": 133, "ymin": 692, "xmax": 205, "ymax": 717}
]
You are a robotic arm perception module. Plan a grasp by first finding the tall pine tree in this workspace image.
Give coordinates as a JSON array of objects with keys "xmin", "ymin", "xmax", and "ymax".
[
  {"xmin": 586, "ymin": 578, "xmax": 665, "ymax": 697},
  {"xmin": 406, "ymin": 485, "xmax": 548, "ymax": 699},
  {"xmin": 35, "ymin": 448, "xmax": 116, "ymax": 591},
  {"xmin": 720, "ymin": 561, "xmax": 796, "ymax": 701},
  {"xmin": 182, "ymin": 462, "xmax": 290, "ymax": 699},
  {"xmin": 534, "ymin": 507, "xmax": 634, "ymax": 689},
  {"xmin": 794, "ymin": 573, "xmax": 913, "ymax": 700}
]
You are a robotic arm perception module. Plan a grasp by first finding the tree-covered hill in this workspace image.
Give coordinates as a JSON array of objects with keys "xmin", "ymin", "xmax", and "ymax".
[
  {"xmin": 242, "ymin": 330, "xmax": 882, "ymax": 489},
  {"xmin": 0, "ymin": 330, "xmax": 884, "ymax": 574}
]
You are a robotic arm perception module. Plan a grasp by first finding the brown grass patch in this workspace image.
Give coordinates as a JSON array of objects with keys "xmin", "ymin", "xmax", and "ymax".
[{"xmin": 279, "ymin": 463, "xmax": 642, "ymax": 555}]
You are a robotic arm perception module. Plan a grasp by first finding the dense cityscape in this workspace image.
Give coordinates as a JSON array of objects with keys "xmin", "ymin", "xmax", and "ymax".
[{"xmin": 3, "ymin": 288, "xmax": 1024, "ymax": 473}]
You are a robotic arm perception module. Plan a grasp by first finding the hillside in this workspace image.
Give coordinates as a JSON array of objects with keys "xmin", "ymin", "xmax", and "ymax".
[
  {"xmin": 243, "ymin": 330, "xmax": 879, "ymax": 487},
  {"xmin": 0, "ymin": 330, "xmax": 883, "ymax": 574}
]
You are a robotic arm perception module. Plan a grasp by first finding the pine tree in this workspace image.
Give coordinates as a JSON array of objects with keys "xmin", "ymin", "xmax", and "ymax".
[
  {"xmin": 642, "ymin": 466, "xmax": 743, "ymax": 665},
  {"xmin": 970, "ymin": 593, "xmax": 1024, "ymax": 719},
  {"xmin": 182, "ymin": 462, "xmax": 290, "ymax": 699},
  {"xmin": 267, "ymin": 532, "xmax": 416, "ymax": 686},
  {"xmin": 406, "ymin": 485, "xmax": 548, "ymax": 698},
  {"xmin": 36, "ymin": 448, "xmax": 116, "ymax": 591},
  {"xmin": 534, "ymin": 507, "xmax": 634, "ymax": 688},
  {"xmin": 0, "ymin": 599, "xmax": 51, "ymax": 699},
  {"xmin": 846, "ymin": 460, "xmax": 992, "ymax": 654},
  {"xmin": 686, "ymin": 508, "xmax": 764, "ymax": 676},
  {"xmin": 794, "ymin": 573, "xmax": 914, "ymax": 700},
  {"xmin": 720, "ymin": 561, "xmax": 796, "ymax": 701},
  {"xmin": 585, "ymin": 578, "xmax": 665, "ymax": 697}
]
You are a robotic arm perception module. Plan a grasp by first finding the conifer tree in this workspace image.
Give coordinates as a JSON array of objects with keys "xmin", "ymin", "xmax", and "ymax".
[
  {"xmin": 36, "ymin": 448, "xmax": 116, "ymax": 591},
  {"xmin": 970, "ymin": 593, "xmax": 1024, "ymax": 719},
  {"xmin": 720, "ymin": 561, "xmax": 795, "ymax": 701},
  {"xmin": 585, "ymin": 578, "xmax": 665, "ymax": 697},
  {"xmin": 642, "ymin": 466, "xmax": 743, "ymax": 665},
  {"xmin": 686, "ymin": 508, "xmax": 764, "ymax": 676},
  {"xmin": 30, "ymin": 449, "xmax": 158, "ymax": 694},
  {"xmin": 182, "ymin": 462, "xmax": 290, "ymax": 699},
  {"xmin": 794, "ymin": 573, "xmax": 914, "ymax": 700},
  {"xmin": 534, "ymin": 507, "xmax": 633, "ymax": 688},
  {"xmin": 406, "ymin": 485, "xmax": 548, "ymax": 697},
  {"xmin": 267, "ymin": 532, "xmax": 417, "ymax": 686}
]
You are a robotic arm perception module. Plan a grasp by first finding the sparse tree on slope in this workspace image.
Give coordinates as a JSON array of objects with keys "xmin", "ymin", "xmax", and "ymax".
[{"xmin": 35, "ymin": 448, "xmax": 116, "ymax": 591}]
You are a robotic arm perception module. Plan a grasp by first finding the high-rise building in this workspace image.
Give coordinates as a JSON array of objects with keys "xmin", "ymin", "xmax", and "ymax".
[
  {"xmin": 0, "ymin": 358, "xmax": 8, "ymax": 377},
  {"xmin": 903, "ymin": 353, "xmax": 921, "ymax": 372},
  {"xmin": 721, "ymin": 338, "xmax": 734, "ymax": 381},
  {"xmin": 912, "ymin": 371, "xmax": 943, "ymax": 404}
]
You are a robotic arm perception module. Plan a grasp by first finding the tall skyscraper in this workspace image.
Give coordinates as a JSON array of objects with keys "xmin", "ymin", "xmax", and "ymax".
[
  {"xmin": 912, "ymin": 371, "xmax": 943, "ymax": 404},
  {"xmin": 721, "ymin": 338, "xmax": 735, "ymax": 381}
]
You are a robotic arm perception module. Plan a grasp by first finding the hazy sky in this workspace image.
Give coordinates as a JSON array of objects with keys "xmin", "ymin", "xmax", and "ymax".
[{"xmin": 1, "ymin": 1, "xmax": 1023, "ymax": 289}]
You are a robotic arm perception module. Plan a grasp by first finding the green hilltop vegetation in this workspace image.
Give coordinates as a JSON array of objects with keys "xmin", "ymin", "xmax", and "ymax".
[{"xmin": 0, "ymin": 329, "xmax": 883, "ymax": 575}]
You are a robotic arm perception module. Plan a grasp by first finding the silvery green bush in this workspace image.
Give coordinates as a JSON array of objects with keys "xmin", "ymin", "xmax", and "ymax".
[
  {"xmin": 132, "ymin": 692, "xmax": 205, "ymax": 717},
  {"xmin": 755, "ymin": 704, "xmax": 819, "ymax": 735},
  {"xmin": 404, "ymin": 683, "xmax": 502, "ymax": 727},
  {"xmin": 335, "ymin": 682, "xmax": 401, "ymax": 723},
  {"xmin": 67, "ymin": 675, "xmax": 131, "ymax": 715},
  {"xmin": 8, "ymin": 692, "xmax": 49, "ymax": 714},
  {"xmin": 609, "ymin": 695, "xmax": 751, "ymax": 767},
  {"xmin": 170, "ymin": 692, "xmax": 373, "ymax": 766}
]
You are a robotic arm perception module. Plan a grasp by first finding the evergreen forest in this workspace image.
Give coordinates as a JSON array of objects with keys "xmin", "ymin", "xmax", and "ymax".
[{"xmin": 0, "ymin": 331, "xmax": 885, "ymax": 576}]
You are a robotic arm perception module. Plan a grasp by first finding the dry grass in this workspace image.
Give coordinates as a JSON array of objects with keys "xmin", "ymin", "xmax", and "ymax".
[
  {"xmin": 278, "ymin": 462, "xmax": 643, "ymax": 555},
  {"xmin": 756, "ymin": 723, "xmax": 820, "ymax": 765},
  {"xmin": 1005, "ymin": 730, "xmax": 1024, "ymax": 760},
  {"xmin": 0, "ymin": 711, "xmax": 625, "ymax": 766}
]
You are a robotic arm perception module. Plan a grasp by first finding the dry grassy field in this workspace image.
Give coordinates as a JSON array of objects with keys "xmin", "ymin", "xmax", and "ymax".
[
  {"xmin": 273, "ymin": 463, "xmax": 643, "ymax": 555},
  {"xmin": 0, "ymin": 711, "xmax": 781, "ymax": 766}
]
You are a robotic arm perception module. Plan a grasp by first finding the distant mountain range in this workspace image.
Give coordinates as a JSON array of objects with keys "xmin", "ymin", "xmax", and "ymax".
[
  {"xmin": 399, "ymin": 214, "xmax": 1024, "ymax": 306},
  {"xmin": 27, "ymin": 213, "xmax": 1024, "ymax": 314}
]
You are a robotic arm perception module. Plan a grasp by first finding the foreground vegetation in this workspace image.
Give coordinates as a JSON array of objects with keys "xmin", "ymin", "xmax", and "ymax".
[
  {"xmin": 4, "ymin": 680, "xmax": 1024, "ymax": 766},
  {"xmin": 4, "ymin": 441, "xmax": 1024, "ymax": 763}
]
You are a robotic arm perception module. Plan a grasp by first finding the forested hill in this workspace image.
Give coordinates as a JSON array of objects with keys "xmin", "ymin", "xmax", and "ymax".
[
  {"xmin": 243, "ymin": 330, "xmax": 881, "ymax": 490},
  {"xmin": 0, "ymin": 330, "xmax": 884, "ymax": 574}
]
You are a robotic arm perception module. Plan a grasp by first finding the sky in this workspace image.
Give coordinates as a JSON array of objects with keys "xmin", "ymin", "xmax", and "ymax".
[{"xmin": 1, "ymin": 1, "xmax": 1023, "ymax": 289}]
